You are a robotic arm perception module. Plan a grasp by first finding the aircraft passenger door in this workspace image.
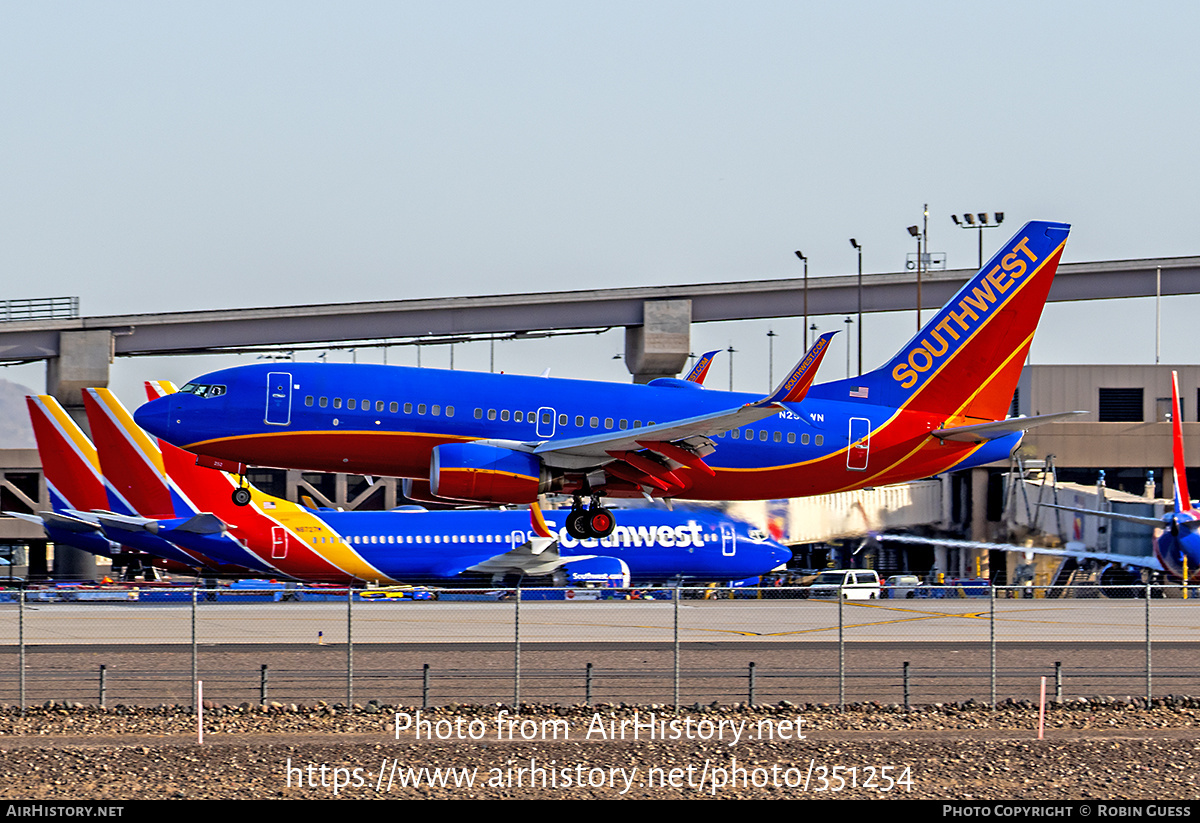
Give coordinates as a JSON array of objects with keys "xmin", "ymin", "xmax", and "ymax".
[
  {"xmin": 720, "ymin": 523, "xmax": 736, "ymax": 557},
  {"xmin": 509, "ymin": 530, "xmax": 529, "ymax": 551},
  {"xmin": 847, "ymin": 417, "xmax": 871, "ymax": 471},
  {"xmin": 536, "ymin": 406, "xmax": 556, "ymax": 439},
  {"xmin": 265, "ymin": 372, "xmax": 293, "ymax": 426},
  {"xmin": 271, "ymin": 526, "xmax": 287, "ymax": 559}
]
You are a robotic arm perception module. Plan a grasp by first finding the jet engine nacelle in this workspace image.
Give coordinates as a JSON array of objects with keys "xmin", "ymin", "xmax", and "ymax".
[
  {"xmin": 552, "ymin": 557, "xmax": 631, "ymax": 588},
  {"xmin": 430, "ymin": 443, "xmax": 547, "ymax": 505},
  {"xmin": 402, "ymin": 478, "xmax": 476, "ymax": 507}
]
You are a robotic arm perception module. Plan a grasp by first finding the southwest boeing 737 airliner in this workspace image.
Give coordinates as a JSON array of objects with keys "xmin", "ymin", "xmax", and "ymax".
[
  {"xmin": 72, "ymin": 385, "xmax": 791, "ymax": 586},
  {"xmin": 136, "ymin": 221, "xmax": 1075, "ymax": 540}
]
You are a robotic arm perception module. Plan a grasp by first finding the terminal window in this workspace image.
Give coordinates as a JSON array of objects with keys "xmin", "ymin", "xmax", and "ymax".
[{"xmin": 1098, "ymin": 388, "xmax": 1144, "ymax": 422}]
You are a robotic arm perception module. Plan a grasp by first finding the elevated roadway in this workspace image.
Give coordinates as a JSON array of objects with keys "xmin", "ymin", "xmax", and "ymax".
[{"xmin": 1, "ymin": 255, "xmax": 1197, "ymax": 388}]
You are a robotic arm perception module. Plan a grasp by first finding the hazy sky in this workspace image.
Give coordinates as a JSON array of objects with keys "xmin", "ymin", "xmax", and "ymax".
[{"xmin": 3, "ymin": 1, "xmax": 1198, "ymax": 402}]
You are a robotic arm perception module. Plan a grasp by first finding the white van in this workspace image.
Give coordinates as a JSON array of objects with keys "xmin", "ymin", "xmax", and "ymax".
[{"xmin": 806, "ymin": 569, "xmax": 881, "ymax": 600}]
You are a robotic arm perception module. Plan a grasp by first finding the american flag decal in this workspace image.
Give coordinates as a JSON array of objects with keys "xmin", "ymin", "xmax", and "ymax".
[{"xmin": 849, "ymin": 386, "xmax": 868, "ymax": 398}]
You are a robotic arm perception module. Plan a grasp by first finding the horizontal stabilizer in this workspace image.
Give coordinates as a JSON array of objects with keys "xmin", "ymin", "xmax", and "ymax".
[
  {"xmin": 930, "ymin": 411, "xmax": 1087, "ymax": 443},
  {"xmin": 89, "ymin": 511, "xmax": 163, "ymax": 534},
  {"xmin": 39, "ymin": 511, "xmax": 104, "ymax": 533},
  {"xmin": 3, "ymin": 511, "xmax": 45, "ymax": 527},
  {"xmin": 170, "ymin": 513, "xmax": 228, "ymax": 535}
]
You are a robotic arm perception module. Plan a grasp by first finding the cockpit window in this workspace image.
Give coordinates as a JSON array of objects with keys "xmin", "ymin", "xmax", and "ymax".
[{"xmin": 179, "ymin": 383, "xmax": 226, "ymax": 398}]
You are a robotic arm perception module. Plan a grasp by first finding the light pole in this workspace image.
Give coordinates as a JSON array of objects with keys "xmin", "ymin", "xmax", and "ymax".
[
  {"xmin": 907, "ymin": 225, "xmax": 922, "ymax": 329},
  {"xmin": 849, "ymin": 239, "xmax": 863, "ymax": 375},
  {"xmin": 793, "ymin": 251, "xmax": 808, "ymax": 349},
  {"xmin": 843, "ymin": 317, "xmax": 854, "ymax": 378},
  {"xmin": 952, "ymin": 212, "xmax": 1005, "ymax": 268},
  {"xmin": 727, "ymin": 345, "xmax": 736, "ymax": 391},
  {"xmin": 767, "ymin": 329, "xmax": 777, "ymax": 390}
]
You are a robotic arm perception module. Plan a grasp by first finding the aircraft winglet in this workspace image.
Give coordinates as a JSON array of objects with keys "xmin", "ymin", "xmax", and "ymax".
[
  {"xmin": 759, "ymin": 332, "xmax": 837, "ymax": 406},
  {"xmin": 684, "ymin": 350, "xmax": 720, "ymax": 385},
  {"xmin": 529, "ymin": 501, "xmax": 554, "ymax": 539}
]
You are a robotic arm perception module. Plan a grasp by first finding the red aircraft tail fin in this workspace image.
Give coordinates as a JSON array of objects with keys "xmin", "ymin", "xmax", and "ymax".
[
  {"xmin": 840, "ymin": 221, "xmax": 1070, "ymax": 422},
  {"xmin": 1172, "ymin": 371, "xmax": 1192, "ymax": 513}
]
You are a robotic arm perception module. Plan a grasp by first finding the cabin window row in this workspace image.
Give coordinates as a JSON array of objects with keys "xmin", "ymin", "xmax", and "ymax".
[
  {"xmin": 299, "ymin": 396, "xmax": 817, "ymax": 445},
  {"xmin": 303, "ymin": 396, "xmax": 455, "ymax": 418},
  {"xmin": 471, "ymin": 409, "xmax": 656, "ymax": 430},
  {"xmin": 722, "ymin": 429, "xmax": 823, "ymax": 446},
  {"xmin": 340, "ymin": 534, "xmax": 508, "ymax": 545}
]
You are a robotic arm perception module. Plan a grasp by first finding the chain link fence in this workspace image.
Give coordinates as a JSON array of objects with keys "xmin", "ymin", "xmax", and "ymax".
[{"xmin": 2, "ymin": 584, "xmax": 1199, "ymax": 709}]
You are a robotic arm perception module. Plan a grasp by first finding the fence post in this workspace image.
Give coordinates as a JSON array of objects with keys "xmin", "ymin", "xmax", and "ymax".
[
  {"xmin": 260, "ymin": 664, "xmax": 268, "ymax": 705},
  {"xmin": 748, "ymin": 661, "xmax": 756, "ymax": 705},
  {"xmin": 99, "ymin": 665, "xmax": 107, "ymax": 708},
  {"xmin": 903, "ymin": 661, "xmax": 910, "ymax": 709},
  {"xmin": 347, "ymin": 586, "xmax": 353, "ymax": 709},
  {"xmin": 422, "ymin": 664, "xmax": 430, "ymax": 709},
  {"xmin": 673, "ymin": 585, "xmax": 680, "ymax": 708},
  {"xmin": 514, "ymin": 585, "xmax": 521, "ymax": 710},
  {"xmin": 191, "ymin": 586, "xmax": 198, "ymax": 712},
  {"xmin": 1145, "ymin": 582, "xmax": 1152, "ymax": 702},
  {"xmin": 990, "ymin": 582, "xmax": 996, "ymax": 707},
  {"xmin": 586, "ymin": 662, "xmax": 593, "ymax": 706},
  {"xmin": 18, "ymin": 589, "xmax": 24, "ymax": 715},
  {"xmin": 838, "ymin": 586, "xmax": 844, "ymax": 710}
]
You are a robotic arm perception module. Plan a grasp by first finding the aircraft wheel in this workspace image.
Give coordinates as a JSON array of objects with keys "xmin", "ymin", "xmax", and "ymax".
[
  {"xmin": 232, "ymin": 487, "xmax": 252, "ymax": 507},
  {"xmin": 566, "ymin": 509, "xmax": 590, "ymax": 540},
  {"xmin": 586, "ymin": 507, "xmax": 616, "ymax": 538}
]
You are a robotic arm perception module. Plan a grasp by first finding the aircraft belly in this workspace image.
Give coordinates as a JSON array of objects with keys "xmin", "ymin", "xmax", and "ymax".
[{"xmin": 194, "ymin": 431, "xmax": 448, "ymax": 479}]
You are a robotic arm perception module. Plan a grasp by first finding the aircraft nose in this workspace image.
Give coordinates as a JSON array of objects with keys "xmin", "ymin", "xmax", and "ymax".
[
  {"xmin": 771, "ymin": 543, "xmax": 793, "ymax": 569},
  {"xmin": 133, "ymin": 398, "xmax": 171, "ymax": 439}
]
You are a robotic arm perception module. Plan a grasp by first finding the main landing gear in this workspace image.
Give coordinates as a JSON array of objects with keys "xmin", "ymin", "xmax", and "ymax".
[
  {"xmin": 565, "ymin": 495, "xmax": 616, "ymax": 540},
  {"xmin": 232, "ymin": 477, "xmax": 252, "ymax": 507}
]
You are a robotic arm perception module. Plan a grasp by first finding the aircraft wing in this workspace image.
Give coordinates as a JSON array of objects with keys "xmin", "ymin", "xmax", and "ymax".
[
  {"xmin": 527, "ymin": 401, "xmax": 784, "ymax": 469},
  {"xmin": 882, "ymin": 533, "xmax": 1165, "ymax": 571},
  {"xmin": 87, "ymin": 510, "xmax": 229, "ymax": 537},
  {"xmin": 930, "ymin": 411, "xmax": 1087, "ymax": 443},
  {"xmin": 4, "ymin": 511, "xmax": 103, "ymax": 534},
  {"xmin": 38, "ymin": 511, "xmax": 104, "ymax": 533},
  {"xmin": 522, "ymin": 332, "xmax": 838, "ymax": 490},
  {"xmin": 462, "ymin": 536, "xmax": 595, "ymax": 577},
  {"xmin": 1038, "ymin": 502, "xmax": 1168, "ymax": 530}
]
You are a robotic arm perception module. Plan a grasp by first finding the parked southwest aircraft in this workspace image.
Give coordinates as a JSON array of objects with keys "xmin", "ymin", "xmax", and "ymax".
[
  {"xmin": 57, "ymin": 385, "xmax": 791, "ymax": 585},
  {"xmin": 1039, "ymin": 370, "xmax": 1199, "ymax": 582},
  {"xmin": 136, "ymin": 221, "xmax": 1074, "ymax": 540},
  {"xmin": 7, "ymin": 394, "xmax": 242, "ymax": 577}
]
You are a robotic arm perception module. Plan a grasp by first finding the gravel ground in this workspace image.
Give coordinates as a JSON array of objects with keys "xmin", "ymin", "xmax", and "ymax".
[{"xmin": 1, "ymin": 697, "xmax": 1199, "ymax": 800}]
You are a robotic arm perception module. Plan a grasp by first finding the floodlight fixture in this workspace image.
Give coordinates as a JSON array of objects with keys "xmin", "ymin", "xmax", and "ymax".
[
  {"xmin": 794, "ymin": 251, "xmax": 808, "ymax": 347},
  {"xmin": 952, "ymin": 211, "xmax": 1006, "ymax": 267}
]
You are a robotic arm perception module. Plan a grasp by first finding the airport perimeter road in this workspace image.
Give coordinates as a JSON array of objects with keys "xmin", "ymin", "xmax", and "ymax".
[{"xmin": 0, "ymin": 597, "xmax": 1196, "ymax": 645}]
